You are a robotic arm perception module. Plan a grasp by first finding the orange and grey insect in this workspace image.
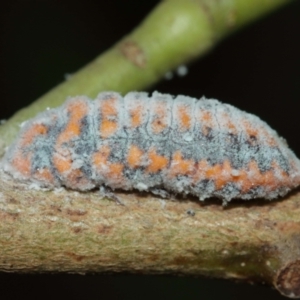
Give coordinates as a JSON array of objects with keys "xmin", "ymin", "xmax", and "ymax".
[{"xmin": 2, "ymin": 91, "xmax": 300, "ymax": 203}]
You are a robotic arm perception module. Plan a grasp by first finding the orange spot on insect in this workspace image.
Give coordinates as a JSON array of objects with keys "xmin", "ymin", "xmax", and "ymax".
[
  {"xmin": 262, "ymin": 171, "xmax": 277, "ymax": 188},
  {"xmin": 243, "ymin": 121, "xmax": 276, "ymax": 146},
  {"xmin": 101, "ymin": 97, "xmax": 118, "ymax": 115},
  {"xmin": 21, "ymin": 124, "xmax": 47, "ymax": 147},
  {"xmin": 151, "ymin": 102, "xmax": 168, "ymax": 134},
  {"xmin": 259, "ymin": 161, "xmax": 286, "ymax": 189},
  {"xmin": 147, "ymin": 148, "xmax": 169, "ymax": 173},
  {"xmin": 130, "ymin": 107, "xmax": 143, "ymax": 128},
  {"xmin": 202, "ymin": 110, "xmax": 212, "ymax": 122},
  {"xmin": 11, "ymin": 152, "xmax": 31, "ymax": 177},
  {"xmin": 93, "ymin": 145, "xmax": 124, "ymax": 179},
  {"xmin": 193, "ymin": 160, "xmax": 208, "ymax": 183},
  {"xmin": 178, "ymin": 105, "xmax": 191, "ymax": 130},
  {"xmin": 262, "ymin": 131, "xmax": 277, "ymax": 147},
  {"xmin": 193, "ymin": 160, "xmax": 232, "ymax": 189},
  {"xmin": 93, "ymin": 145, "xmax": 110, "ymax": 167},
  {"xmin": 35, "ymin": 168, "xmax": 54, "ymax": 183},
  {"xmin": 242, "ymin": 120, "xmax": 258, "ymax": 139},
  {"xmin": 197, "ymin": 110, "xmax": 213, "ymax": 136},
  {"xmin": 245, "ymin": 160, "xmax": 277, "ymax": 191},
  {"xmin": 99, "ymin": 98, "xmax": 118, "ymax": 138},
  {"xmin": 100, "ymin": 120, "xmax": 118, "ymax": 138},
  {"xmin": 243, "ymin": 120, "xmax": 277, "ymax": 147},
  {"xmin": 205, "ymin": 164, "xmax": 222, "ymax": 178},
  {"xmin": 107, "ymin": 163, "xmax": 124, "ymax": 178},
  {"xmin": 270, "ymin": 161, "xmax": 291, "ymax": 188},
  {"xmin": 230, "ymin": 168, "xmax": 250, "ymax": 191},
  {"xmin": 232, "ymin": 160, "xmax": 287, "ymax": 193},
  {"xmin": 127, "ymin": 145, "xmax": 143, "ymax": 168},
  {"xmin": 151, "ymin": 118, "xmax": 166, "ymax": 134},
  {"xmin": 193, "ymin": 159, "xmax": 260, "ymax": 192},
  {"xmin": 66, "ymin": 169, "xmax": 88, "ymax": 187},
  {"xmin": 169, "ymin": 151, "xmax": 194, "ymax": 177},
  {"xmin": 222, "ymin": 113, "xmax": 237, "ymax": 134},
  {"xmin": 207, "ymin": 160, "xmax": 232, "ymax": 189},
  {"xmin": 201, "ymin": 163, "xmax": 223, "ymax": 189},
  {"xmin": 57, "ymin": 100, "xmax": 88, "ymax": 144},
  {"xmin": 53, "ymin": 153, "xmax": 72, "ymax": 173}
]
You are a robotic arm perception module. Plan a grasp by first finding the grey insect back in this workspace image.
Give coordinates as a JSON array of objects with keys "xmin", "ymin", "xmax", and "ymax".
[{"xmin": 2, "ymin": 91, "xmax": 300, "ymax": 203}]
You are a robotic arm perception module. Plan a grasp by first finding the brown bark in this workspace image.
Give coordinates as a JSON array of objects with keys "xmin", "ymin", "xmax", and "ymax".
[{"xmin": 1, "ymin": 173, "xmax": 300, "ymax": 298}]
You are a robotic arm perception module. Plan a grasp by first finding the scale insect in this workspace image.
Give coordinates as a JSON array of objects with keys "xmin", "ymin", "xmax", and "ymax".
[{"xmin": 2, "ymin": 91, "xmax": 300, "ymax": 203}]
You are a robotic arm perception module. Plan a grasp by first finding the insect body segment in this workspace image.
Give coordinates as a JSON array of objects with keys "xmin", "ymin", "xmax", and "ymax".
[{"xmin": 3, "ymin": 91, "xmax": 300, "ymax": 203}]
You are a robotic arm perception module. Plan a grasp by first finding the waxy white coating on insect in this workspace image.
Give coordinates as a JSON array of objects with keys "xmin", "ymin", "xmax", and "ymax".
[{"xmin": 2, "ymin": 91, "xmax": 300, "ymax": 203}]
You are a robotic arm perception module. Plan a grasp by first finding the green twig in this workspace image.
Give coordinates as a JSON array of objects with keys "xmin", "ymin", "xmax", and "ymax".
[{"xmin": 0, "ymin": 0, "xmax": 293, "ymax": 152}]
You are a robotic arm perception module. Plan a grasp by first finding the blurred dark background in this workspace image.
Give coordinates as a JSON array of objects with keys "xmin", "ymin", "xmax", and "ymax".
[{"xmin": 0, "ymin": 0, "xmax": 299, "ymax": 299}]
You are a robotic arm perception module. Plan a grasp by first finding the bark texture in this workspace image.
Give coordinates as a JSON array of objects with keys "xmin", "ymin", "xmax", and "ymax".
[{"xmin": 1, "ymin": 174, "xmax": 300, "ymax": 298}]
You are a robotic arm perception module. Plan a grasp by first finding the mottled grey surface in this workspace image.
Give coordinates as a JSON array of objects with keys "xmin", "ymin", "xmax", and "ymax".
[{"xmin": 3, "ymin": 92, "xmax": 300, "ymax": 202}]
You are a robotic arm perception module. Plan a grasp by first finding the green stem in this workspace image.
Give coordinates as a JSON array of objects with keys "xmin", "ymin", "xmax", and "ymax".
[{"xmin": 0, "ymin": 0, "xmax": 293, "ymax": 151}]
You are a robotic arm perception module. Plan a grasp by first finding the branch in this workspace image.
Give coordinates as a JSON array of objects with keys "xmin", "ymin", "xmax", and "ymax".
[
  {"xmin": 1, "ymin": 176, "xmax": 300, "ymax": 298},
  {"xmin": 0, "ymin": 0, "xmax": 293, "ymax": 153}
]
